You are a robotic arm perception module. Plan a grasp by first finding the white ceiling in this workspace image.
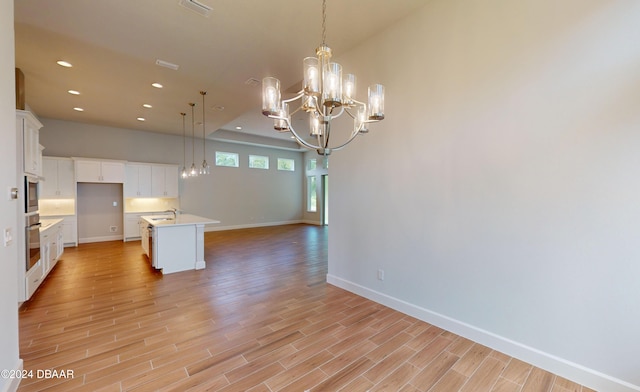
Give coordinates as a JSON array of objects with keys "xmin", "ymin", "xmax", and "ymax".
[{"xmin": 14, "ymin": 0, "xmax": 426, "ymax": 145}]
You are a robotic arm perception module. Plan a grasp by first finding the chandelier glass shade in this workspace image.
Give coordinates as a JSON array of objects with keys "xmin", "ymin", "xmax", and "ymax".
[{"xmin": 261, "ymin": 0, "xmax": 385, "ymax": 156}]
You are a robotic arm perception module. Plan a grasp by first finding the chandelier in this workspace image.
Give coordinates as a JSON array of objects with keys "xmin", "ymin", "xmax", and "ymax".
[{"xmin": 261, "ymin": 0, "xmax": 385, "ymax": 156}]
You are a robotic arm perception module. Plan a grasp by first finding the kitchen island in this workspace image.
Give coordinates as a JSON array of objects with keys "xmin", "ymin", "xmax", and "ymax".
[{"xmin": 141, "ymin": 213, "xmax": 220, "ymax": 274}]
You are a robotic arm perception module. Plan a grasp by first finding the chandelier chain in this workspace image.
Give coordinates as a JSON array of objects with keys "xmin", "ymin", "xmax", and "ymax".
[{"xmin": 321, "ymin": 0, "xmax": 327, "ymax": 45}]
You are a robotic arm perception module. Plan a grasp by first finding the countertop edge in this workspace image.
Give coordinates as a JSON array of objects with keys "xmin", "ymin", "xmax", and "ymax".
[{"xmin": 141, "ymin": 214, "xmax": 220, "ymax": 227}]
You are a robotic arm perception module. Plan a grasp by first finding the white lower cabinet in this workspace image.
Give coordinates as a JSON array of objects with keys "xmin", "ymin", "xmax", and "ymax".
[
  {"xmin": 28, "ymin": 220, "xmax": 65, "ymax": 300},
  {"xmin": 42, "ymin": 215, "xmax": 77, "ymax": 247},
  {"xmin": 125, "ymin": 213, "xmax": 144, "ymax": 241},
  {"xmin": 25, "ymin": 261, "xmax": 43, "ymax": 300}
]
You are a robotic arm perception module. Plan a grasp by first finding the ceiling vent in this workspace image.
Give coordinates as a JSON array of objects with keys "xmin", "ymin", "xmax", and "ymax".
[{"xmin": 178, "ymin": 0, "xmax": 213, "ymax": 17}]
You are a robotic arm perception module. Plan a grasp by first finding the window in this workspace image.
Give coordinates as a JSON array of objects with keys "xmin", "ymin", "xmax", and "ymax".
[
  {"xmin": 307, "ymin": 159, "xmax": 317, "ymax": 171},
  {"xmin": 249, "ymin": 155, "xmax": 269, "ymax": 169},
  {"xmin": 215, "ymin": 151, "xmax": 239, "ymax": 167},
  {"xmin": 307, "ymin": 176, "xmax": 317, "ymax": 212},
  {"xmin": 277, "ymin": 158, "xmax": 295, "ymax": 171}
]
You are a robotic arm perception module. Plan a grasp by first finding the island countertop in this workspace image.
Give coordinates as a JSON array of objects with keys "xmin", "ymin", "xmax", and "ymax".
[{"xmin": 141, "ymin": 213, "xmax": 220, "ymax": 227}]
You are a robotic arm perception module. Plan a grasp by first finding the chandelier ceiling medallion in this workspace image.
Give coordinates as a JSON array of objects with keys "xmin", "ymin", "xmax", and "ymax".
[{"xmin": 261, "ymin": 0, "xmax": 385, "ymax": 156}]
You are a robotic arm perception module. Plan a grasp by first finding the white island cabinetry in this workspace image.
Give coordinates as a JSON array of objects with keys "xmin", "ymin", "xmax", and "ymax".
[
  {"xmin": 141, "ymin": 214, "xmax": 219, "ymax": 274},
  {"xmin": 124, "ymin": 212, "xmax": 166, "ymax": 241}
]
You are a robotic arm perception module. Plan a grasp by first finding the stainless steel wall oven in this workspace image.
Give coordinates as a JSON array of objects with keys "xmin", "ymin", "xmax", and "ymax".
[
  {"xmin": 25, "ymin": 175, "xmax": 39, "ymax": 213},
  {"xmin": 25, "ymin": 213, "xmax": 41, "ymax": 271}
]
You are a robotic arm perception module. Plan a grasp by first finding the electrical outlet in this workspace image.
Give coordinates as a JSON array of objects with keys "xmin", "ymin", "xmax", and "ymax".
[
  {"xmin": 377, "ymin": 269, "xmax": 385, "ymax": 281},
  {"xmin": 109, "ymin": 226, "xmax": 117, "ymax": 232}
]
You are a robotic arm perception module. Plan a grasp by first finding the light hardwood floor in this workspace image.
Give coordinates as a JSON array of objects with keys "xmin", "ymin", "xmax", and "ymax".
[{"xmin": 18, "ymin": 224, "xmax": 595, "ymax": 391}]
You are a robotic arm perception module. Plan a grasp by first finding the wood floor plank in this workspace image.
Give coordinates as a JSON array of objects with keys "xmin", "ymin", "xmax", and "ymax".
[
  {"xmin": 16, "ymin": 225, "xmax": 597, "ymax": 392},
  {"xmin": 460, "ymin": 357, "xmax": 506, "ymax": 391},
  {"xmin": 408, "ymin": 351, "xmax": 459, "ymax": 391}
]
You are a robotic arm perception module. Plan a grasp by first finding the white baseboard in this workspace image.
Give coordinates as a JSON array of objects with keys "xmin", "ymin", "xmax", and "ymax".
[
  {"xmin": 1, "ymin": 359, "xmax": 23, "ymax": 392},
  {"xmin": 327, "ymin": 274, "xmax": 640, "ymax": 392},
  {"xmin": 204, "ymin": 220, "xmax": 306, "ymax": 232},
  {"xmin": 78, "ymin": 235, "xmax": 123, "ymax": 244}
]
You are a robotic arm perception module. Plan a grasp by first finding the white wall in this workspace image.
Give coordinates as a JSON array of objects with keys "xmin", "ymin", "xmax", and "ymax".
[
  {"xmin": 328, "ymin": 1, "xmax": 640, "ymax": 391},
  {"xmin": 39, "ymin": 118, "xmax": 305, "ymax": 229},
  {"xmin": 0, "ymin": 1, "xmax": 22, "ymax": 391}
]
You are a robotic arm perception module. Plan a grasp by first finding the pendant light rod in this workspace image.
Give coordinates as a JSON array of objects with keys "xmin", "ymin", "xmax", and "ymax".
[
  {"xmin": 189, "ymin": 102, "xmax": 198, "ymax": 177},
  {"xmin": 200, "ymin": 91, "xmax": 210, "ymax": 175},
  {"xmin": 180, "ymin": 112, "xmax": 187, "ymax": 179}
]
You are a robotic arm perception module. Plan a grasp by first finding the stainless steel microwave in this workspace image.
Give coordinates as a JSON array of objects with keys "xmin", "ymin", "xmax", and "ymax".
[{"xmin": 25, "ymin": 176, "xmax": 39, "ymax": 213}]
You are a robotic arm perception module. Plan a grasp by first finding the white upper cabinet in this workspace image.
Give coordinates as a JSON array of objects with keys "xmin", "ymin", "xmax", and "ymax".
[
  {"xmin": 41, "ymin": 157, "xmax": 75, "ymax": 198},
  {"xmin": 75, "ymin": 159, "xmax": 125, "ymax": 183},
  {"xmin": 124, "ymin": 163, "xmax": 152, "ymax": 197},
  {"xmin": 151, "ymin": 165, "xmax": 179, "ymax": 198},
  {"xmin": 17, "ymin": 110, "xmax": 43, "ymax": 176}
]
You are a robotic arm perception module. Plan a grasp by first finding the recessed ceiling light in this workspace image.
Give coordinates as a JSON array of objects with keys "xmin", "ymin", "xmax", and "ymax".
[
  {"xmin": 142, "ymin": 104, "xmax": 152, "ymax": 108},
  {"xmin": 73, "ymin": 107, "xmax": 84, "ymax": 112},
  {"xmin": 68, "ymin": 90, "xmax": 80, "ymax": 95},
  {"xmin": 57, "ymin": 60, "xmax": 72, "ymax": 68},
  {"xmin": 151, "ymin": 83, "xmax": 163, "ymax": 89},
  {"xmin": 235, "ymin": 126, "xmax": 242, "ymax": 130},
  {"xmin": 213, "ymin": 105, "xmax": 224, "ymax": 111},
  {"xmin": 137, "ymin": 117, "xmax": 146, "ymax": 121}
]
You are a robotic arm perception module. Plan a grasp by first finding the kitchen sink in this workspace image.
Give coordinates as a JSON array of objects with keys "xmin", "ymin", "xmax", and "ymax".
[{"xmin": 151, "ymin": 217, "xmax": 174, "ymax": 221}]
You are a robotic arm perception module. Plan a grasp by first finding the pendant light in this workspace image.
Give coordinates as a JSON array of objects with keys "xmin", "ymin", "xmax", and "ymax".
[
  {"xmin": 180, "ymin": 112, "xmax": 188, "ymax": 179},
  {"xmin": 199, "ymin": 91, "xmax": 210, "ymax": 175},
  {"xmin": 188, "ymin": 102, "xmax": 198, "ymax": 177}
]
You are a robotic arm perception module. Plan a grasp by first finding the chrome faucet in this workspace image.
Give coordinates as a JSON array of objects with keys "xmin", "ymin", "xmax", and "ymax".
[{"xmin": 164, "ymin": 208, "xmax": 177, "ymax": 219}]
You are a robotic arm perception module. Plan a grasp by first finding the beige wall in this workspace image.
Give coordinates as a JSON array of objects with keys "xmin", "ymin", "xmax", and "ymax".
[
  {"xmin": 77, "ymin": 183, "xmax": 123, "ymax": 242},
  {"xmin": 328, "ymin": 1, "xmax": 640, "ymax": 390}
]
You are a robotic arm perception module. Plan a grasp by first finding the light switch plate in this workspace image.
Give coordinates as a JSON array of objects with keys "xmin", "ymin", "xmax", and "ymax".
[{"xmin": 3, "ymin": 228, "xmax": 12, "ymax": 247}]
